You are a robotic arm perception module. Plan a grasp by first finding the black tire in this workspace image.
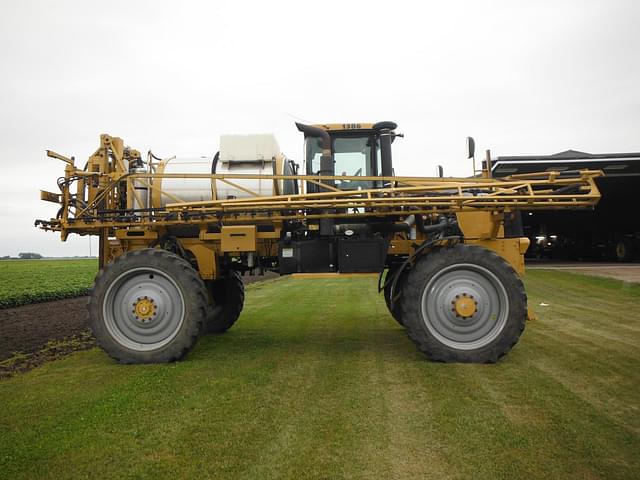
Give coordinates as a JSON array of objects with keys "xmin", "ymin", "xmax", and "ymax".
[
  {"xmin": 400, "ymin": 244, "xmax": 527, "ymax": 363},
  {"xmin": 615, "ymin": 238, "xmax": 634, "ymax": 262},
  {"xmin": 88, "ymin": 248, "xmax": 208, "ymax": 364},
  {"xmin": 203, "ymin": 271, "xmax": 245, "ymax": 334},
  {"xmin": 383, "ymin": 267, "xmax": 407, "ymax": 326}
]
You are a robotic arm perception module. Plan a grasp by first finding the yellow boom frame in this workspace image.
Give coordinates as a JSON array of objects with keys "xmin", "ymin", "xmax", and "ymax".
[{"xmin": 37, "ymin": 134, "xmax": 602, "ymax": 281}]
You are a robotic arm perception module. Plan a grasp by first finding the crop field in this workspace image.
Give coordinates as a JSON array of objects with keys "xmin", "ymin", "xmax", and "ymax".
[
  {"xmin": 0, "ymin": 259, "xmax": 97, "ymax": 308},
  {"xmin": 0, "ymin": 270, "xmax": 639, "ymax": 479}
]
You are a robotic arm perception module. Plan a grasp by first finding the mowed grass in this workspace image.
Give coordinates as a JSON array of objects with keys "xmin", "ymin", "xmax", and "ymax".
[
  {"xmin": 0, "ymin": 259, "xmax": 97, "ymax": 308},
  {"xmin": 1, "ymin": 271, "xmax": 639, "ymax": 479}
]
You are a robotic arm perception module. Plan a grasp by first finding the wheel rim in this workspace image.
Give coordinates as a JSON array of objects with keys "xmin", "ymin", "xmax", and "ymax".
[
  {"xmin": 103, "ymin": 267, "xmax": 185, "ymax": 351},
  {"xmin": 616, "ymin": 242, "xmax": 626, "ymax": 260},
  {"xmin": 420, "ymin": 263, "xmax": 509, "ymax": 350}
]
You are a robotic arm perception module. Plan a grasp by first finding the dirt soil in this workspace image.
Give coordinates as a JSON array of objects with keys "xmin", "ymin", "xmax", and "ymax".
[
  {"xmin": 0, "ymin": 272, "xmax": 278, "ymax": 378},
  {"xmin": 0, "ymin": 297, "xmax": 92, "ymax": 362}
]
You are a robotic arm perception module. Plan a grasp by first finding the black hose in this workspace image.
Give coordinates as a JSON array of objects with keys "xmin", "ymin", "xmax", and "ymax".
[
  {"xmin": 415, "ymin": 215, "xmax": 457, "ymax": 234},
  {"xmin": 381, "ymin": 235, "xmax": 461, "ymax": 312},
  {"xmin": 149, "ymin": 234, "xmax": 188, "ymax": 260}
]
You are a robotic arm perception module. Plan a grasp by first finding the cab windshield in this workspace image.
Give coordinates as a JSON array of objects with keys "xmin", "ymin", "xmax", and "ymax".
[{"xmin": 306, "ymin": 135, "xmax": 380, "ymax": 190}]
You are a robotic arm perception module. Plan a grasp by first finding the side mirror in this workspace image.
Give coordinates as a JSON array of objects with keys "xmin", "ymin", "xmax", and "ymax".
[
  {"xmin": 436, "ymin": 165, "xmax": 444, "ymax": 177},
  {"xmin": 466, "ymin": 137, "xmax": 475, "ymax": 159}
]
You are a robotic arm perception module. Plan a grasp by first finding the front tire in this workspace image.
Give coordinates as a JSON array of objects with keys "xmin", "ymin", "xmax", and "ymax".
[
  {"xmin": 88, "ymin": 249, "xmax": 208, "ymax": 364},
  {"xmin": 400, "ymin": 244, "xmax": 527, "ymax": 363}
]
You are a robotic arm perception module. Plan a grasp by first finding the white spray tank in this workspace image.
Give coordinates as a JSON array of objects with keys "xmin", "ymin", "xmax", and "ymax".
[{"xmin": 149, "ymin": 134, "xmax": 297, "ymax": 208}]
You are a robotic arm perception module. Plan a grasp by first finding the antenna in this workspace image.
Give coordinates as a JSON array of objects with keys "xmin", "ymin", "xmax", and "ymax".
[{"xmin": 285, "ymin": 112, "xmax": 319, "ymax": 125}]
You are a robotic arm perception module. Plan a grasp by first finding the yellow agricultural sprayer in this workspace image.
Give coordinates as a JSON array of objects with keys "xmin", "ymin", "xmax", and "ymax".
[{"xmin": 37, "ymin": 122, "xmax": 602, "ymax": 363}]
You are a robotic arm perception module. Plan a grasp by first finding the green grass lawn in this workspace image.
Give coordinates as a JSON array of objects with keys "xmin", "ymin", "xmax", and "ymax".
[
  {"xmin": 1, "ymin": 271, "xmax": 639, "ymax": 479},
  {"xmin": 0, "ymin": 259, "xmax": 97, "ymax": 308}
]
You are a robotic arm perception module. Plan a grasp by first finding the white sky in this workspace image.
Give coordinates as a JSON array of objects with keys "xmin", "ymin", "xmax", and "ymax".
[{"xmin": 0, "ymin": 0, "xmax": 638, "ymax": 257}]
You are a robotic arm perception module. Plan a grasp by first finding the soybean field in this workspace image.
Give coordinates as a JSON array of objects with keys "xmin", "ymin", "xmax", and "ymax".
[{"xmin": 0, "ymin": 259, "xmax": 97, "ymax": 308}]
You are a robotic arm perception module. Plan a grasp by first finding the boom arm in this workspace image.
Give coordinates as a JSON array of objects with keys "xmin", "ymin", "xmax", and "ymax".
[
  {"xmin": 35, "ymin": 134, "xmax": 602, "ymax": 278},
  {"xmin": 37, "ymin": 156, "xmax": 602, "ymax": 236}
]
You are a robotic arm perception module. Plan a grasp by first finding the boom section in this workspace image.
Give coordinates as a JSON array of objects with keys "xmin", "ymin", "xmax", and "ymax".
[{"xmin": 37, "ymin": 136, "xmax": 602, "ymax": 236}]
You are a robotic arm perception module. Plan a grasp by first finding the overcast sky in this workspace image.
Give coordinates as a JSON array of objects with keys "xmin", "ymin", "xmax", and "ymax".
[{"xmin": 0, "ymin": 0, "xmax": 638, "ymax": 257}]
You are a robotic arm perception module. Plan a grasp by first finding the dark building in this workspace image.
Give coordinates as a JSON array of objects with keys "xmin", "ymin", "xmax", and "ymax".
[{"xmin": 491, "ymin": 150, "xmax": 640, "ymax": 261}]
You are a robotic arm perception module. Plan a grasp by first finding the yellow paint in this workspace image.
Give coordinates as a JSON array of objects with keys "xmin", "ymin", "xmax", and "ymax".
[
  {"xmin": 183, "ymin": 243, "xmax": 217, "ymax": 280},
  {"xmin": 456, "ymin": 211, "xmax": 503, "ymax": 240},
  {"xmin": 454, "ymin": 295, "xmax": 477, "ymax": 318},
  {"xmin": 40, "ymin": 190, "xmax": 61, "ymax": 203},
  {"xmin": 220, "ymin": 225, "xmax": 257, "ymax": 252},
  {"xmin": 468, "ymin": 237, "xmax": 529, "ymax": 276},
  {"xmin": 134, "ymin": 297, "xmax": 155, "ymax": 320},
  {"xmin": 151, "ymin": 160, "xmax": 167, "ymax": 209},
  {"xmin": 389, "ymin": 238, "xmax": 414, "ymax": 255},
  {"xmin": 115, "ymin": 230, "xmax": 158, "ymax": 240},
  {"xmin": 313, "ymin": 123, "xmax": 375, "ymax": 131}
]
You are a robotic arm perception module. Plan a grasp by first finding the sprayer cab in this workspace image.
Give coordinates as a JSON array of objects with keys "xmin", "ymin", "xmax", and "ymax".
[{"xmin": 297, "ymin": 122, "xmax": 400, "ymax": 192}]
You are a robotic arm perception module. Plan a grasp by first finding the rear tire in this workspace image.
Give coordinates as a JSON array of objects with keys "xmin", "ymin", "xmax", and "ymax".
[
  {"xmin": 203, "ymin": 272, "xmax": 245, "ymax": 334},
  {"xmin": 400, "ymin": 244, "xmax": 526, "ymax": 363},
  {"xmin": 615, "ymin": 238, "xmax": 634, "ymax": 262},
  {"xmin": 88, "ymin": 249, "xmax": 208, "ymax": 364}
]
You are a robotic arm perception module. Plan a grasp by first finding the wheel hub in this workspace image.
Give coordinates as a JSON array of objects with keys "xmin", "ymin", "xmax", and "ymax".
[
  {"xmin": 421, "ymin": 263, "xmax": 509, "ymax": 350},
  {"xmin": 133, "ymin": 296, "xmax": 157, "ymax": 322},
  {"xmin": 103, "ymin": 266, "xmax": 186, "ymax": 351},
  {"xmin": 452, "ymin": 293, "xmax": 477, "ymax": 318}
]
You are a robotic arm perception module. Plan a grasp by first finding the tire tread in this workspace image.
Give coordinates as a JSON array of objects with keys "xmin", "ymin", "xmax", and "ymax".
[
  {"xmin": 87, "ymin": 248, "xmax": 208, "ymax": 364},
  {"xmin": 400, "ymin": 244, "xmax": 527, "ymax": 363}
]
